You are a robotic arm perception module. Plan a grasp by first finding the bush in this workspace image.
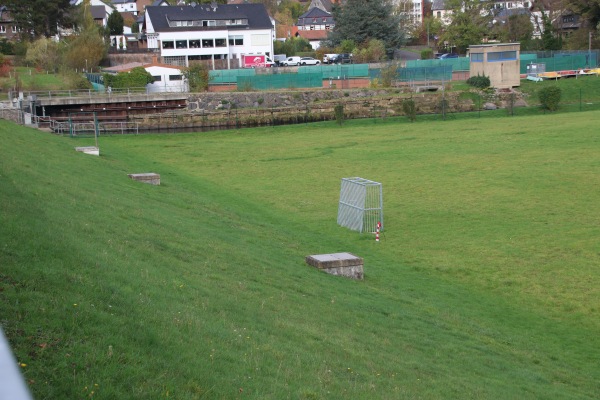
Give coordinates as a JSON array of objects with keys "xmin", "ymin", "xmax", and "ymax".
[
  {"xmin": 538, "ymin": 86, "xmax": 561, "ymax": 111},
  {"xmin": 103, "ymin": 67, "xmax": 153, "ymax": 89},
  {"xmin": 182, "ymin": 63, "xmax": 209, "ymax": 92},
  {"xmin": 420, "ymin": 49, "xmax": 433, "ymax": 60},
  {"xmin": 466, "ymin": 74, "xmax": 490, "ymax": 89},
  {"xmin": 334, "ymin": 103, "xmax": 345, "ymax": 125},
  {"xmin": 402, "ymin": 99, "xmax": 416, "ymax": 122}
]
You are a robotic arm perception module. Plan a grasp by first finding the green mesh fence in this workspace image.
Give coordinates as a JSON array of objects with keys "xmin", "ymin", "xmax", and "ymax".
[
  {"xmin": 405, "ymin": 57, "xmax": 470, "ymax": 71},
  {"xmin": 519, "ymin": 55, "xmax": 596, "ymax": 74},
  {"xmin": 398, "ymin": 66, "xmax": 452, "ymax": 81},
  {"xmin": 369, "ymin": 66, "xmax": 451, "ymax": 82},
  {"xmin": 298, "ymin": 64, "xmax": 370, "ymax": 78},
  {"xmin": 210, "ymin": 68, "xmax": 255, "ymax": 84},
  {"xmin": 237, "ymin": 72, "xmax": 323, "ymax": 90}
]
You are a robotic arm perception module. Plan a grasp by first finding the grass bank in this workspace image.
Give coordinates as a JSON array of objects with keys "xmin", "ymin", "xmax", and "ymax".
[{"xmin": 1, "ymin": 110, "xmax": 599, "ymax": 399}]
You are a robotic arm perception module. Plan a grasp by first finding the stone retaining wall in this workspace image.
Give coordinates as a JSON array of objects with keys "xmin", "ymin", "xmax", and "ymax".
[{"xmin": 130, "ymin": 90, "xmax": 476, "ymax": 131}]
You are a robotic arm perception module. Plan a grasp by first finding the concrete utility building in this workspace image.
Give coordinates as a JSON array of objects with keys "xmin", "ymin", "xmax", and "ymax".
[{"xmin": 469, "ymin": 43, "xmax": 521, "ymax": 88}]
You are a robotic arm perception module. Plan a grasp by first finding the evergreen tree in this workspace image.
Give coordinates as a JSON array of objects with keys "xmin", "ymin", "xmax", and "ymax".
[
  {"xmin": 107, "ymin": 10, "xmax": 124, "ymax": 36},
  {"xmin": 329, "ymin": 0, "xmax": 405, "ymax": 55},
  {"xmin": 440, "ymin": 0, "xmax": 489, "ymax": 54},
  {"xmin": 541, "ymin": 13, "xmax": 562, "ymax": 50},
  {"xmin": 4, "ymin": 0, "xmax": 73, "ymax": 39}
]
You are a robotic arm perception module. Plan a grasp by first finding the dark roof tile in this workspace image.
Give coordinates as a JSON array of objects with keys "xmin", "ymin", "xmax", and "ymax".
[{"xmin": 146, "ymin": 3, "xmax": 272, "ymax": 32}]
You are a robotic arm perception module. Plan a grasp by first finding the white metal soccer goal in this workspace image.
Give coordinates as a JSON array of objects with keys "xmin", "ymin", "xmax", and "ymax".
[{"xmin": 337, "ymin": 177, "xmax": 383, "ymax": 233}]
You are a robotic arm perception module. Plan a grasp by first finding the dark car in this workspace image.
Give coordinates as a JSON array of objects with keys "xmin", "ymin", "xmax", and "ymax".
[
  {"xmin": 332, "ymin": 53, "xmax": 353, "ymax": 64},
  {"xmin": 438, "ymin": 53, "xmax": 459, "ymax": 59}
]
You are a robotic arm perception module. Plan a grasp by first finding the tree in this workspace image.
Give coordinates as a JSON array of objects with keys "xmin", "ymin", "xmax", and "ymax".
[
  {"xmin": 412, "ymin": 16, "xmax": 443, "ymax": 47},
  {"xmin": 25, "ymin": 38, "xmax": 63, "ymax": 72},
  {"xmin": 540, "ymin": 12, "xmax": 562, "ymax": 50},
  {"xmin": 566, "ymin": 0, "xmax": 600, "ymax": 31},
  {"xmin": 103, "ymin": 67, "xmax": 153, "ymax": 89},
  {"xmin": 329, "ymin": 0, "xmax": 405, "ymax": 55},
  {"xmin": 274, "ymin": 37, "xmax": 312, "ymax": 56},
  {"xmin": 3, "ymin": 0, "xmax": 74, "ymax": 39},
  {"xmin": 64, "ymin": 0, "xmax": 107, "ymax": 71},
  {"xmin": 353, "ymin": 39, "xmax": 386, "ymax": 63},
  {"xmin": 107, "ymin": 10, "xmax": 124, "ymax": 36},
  {"xmin": 439, "ymin": 0, "xmax": 490, "ymax": 54},
  {"xmin": 489, "ymin": 13, "xmax": 533, "ymax": 44},
  {"xmin": 182, "ymin": 63, "xmax": 210, "ymax": 92}
]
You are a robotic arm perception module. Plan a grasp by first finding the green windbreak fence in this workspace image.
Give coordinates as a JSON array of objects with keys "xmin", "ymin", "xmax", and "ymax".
[
  {"xmin": 405, "ymin": 57, "xmax": 470, "ymax": 71},
  {"xmin": 370, "ymin": 65, "xmax": 452, "ymax": 82},
  {"xmin": 519, "ymin": 55, "xmax": 597, "ymax": 74},
  {"xmin": 398, "ymin": 65, "xmax": 452, "ymax": 81},
  {"xmin": 298, "ymin": 64, "xmax": 370, "ymax": 78},
  {"xmin": 237, "ymin": 72, "xmax": 323, "ymax": 90},
  {"xmin": 210, "ymin": 68, "xmax": 255, "ymax": 84}
]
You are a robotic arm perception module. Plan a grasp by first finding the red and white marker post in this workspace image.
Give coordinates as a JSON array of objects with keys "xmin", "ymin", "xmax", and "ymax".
[{"xmin": 376, "ymin": 221, "xmax": 381, "ymax": 242}]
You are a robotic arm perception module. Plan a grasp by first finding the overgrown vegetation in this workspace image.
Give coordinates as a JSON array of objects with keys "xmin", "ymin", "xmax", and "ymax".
[
  {"xmin": 402, "ymin": 98, "xmax": 417, "ymax": 121},
  {"xmin": 103, "ymin": 67, "xmax": 153, "ymax": 89},
  {"xmin": 538, "ymin": 86, "xmax": 562, "ymax": 111},
  {"xmin": 334, "ymin": 103, "xmax": 345, "ymax": 124},
  {"xmin": 182, "ymin": 63, "xmax": 210, "ymax": 92},
  {"xmin": 466, "ymin": 74, "xmax": 491, "ymax": 89}
]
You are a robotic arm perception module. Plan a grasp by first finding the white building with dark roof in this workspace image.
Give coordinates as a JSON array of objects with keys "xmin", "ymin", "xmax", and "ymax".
[
  {"xmin": 144, "ymin": 3, "xmax": 274, "ymax": 69},
  {"xmin": 112, "ymin": 0, "xmax": 139, "ymax": 15},
  {"xmin": 297, "ymin": 7, "xmax": 334, "ymax": 32}
]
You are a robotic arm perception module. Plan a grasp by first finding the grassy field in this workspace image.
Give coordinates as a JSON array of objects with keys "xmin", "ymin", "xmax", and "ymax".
[{"xmin": 1, "ymin": 110, "xmax": 600, "ymax": 399}]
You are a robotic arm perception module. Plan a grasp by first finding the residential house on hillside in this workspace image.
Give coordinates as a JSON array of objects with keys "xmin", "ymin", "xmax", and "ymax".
[
  {"xmin": 395, "ymin": 0, "xmax": 424, "ymax": 28},
  {"xmin": 294, "ymin": 6, "xmax": 333, "ymax": 49},
  {"xmin": 0, "ymin": 6, "xmax": 19, "ymax": 41},
  {"xmin": 431, "ymin": 0, "xmax": 452, "ymax": 25},
  {"xmin": 491, "ymin": 7, "xmax": 543, "ymax": 39},
  {"xmin": 91, "ymin": 5, "xmax": 110, "ymax": 26},
  {"xmin": 143, "ymin": 3, "xmax": 274, "ymax": 69},
  {"xmin": 555, "ymin": 9, "xmax": 582, "ymax": 38},
  {"xmin": 309, "ymin": 0, "xmax": 334, "ymax": 13},
  {"xmin": 112, "ymin": 0, "xmax": 139, "ymax": 15},
  {"xmin": 70, "ymin": 0, "xmax": 115, "ymax": 16},
  {"xmin": 432, "ymin": 0, "xmax": 558, "ymax": 40}
]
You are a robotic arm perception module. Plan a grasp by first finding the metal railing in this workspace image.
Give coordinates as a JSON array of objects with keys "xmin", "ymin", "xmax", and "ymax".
[
  {"xmin": 31, "ymin": 115, "xmax": 139, "ymax": 135},
  {"xmin": 8, "ymin": 87, "xmax": 151, "ymax": 101}
]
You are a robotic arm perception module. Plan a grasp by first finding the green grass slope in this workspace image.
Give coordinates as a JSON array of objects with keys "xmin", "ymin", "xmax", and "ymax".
[{"xmin": 1, "ymin": 113, "xmax": 599, "ymax": 399}]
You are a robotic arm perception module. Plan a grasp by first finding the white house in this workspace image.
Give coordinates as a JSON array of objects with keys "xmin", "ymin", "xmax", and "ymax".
[
  {"xmin": 112, "ymin": 0, "xmax": 139, "ymax": 15},
  {"xmin": 144, "ymin": 64, "xmax": 188, "ymax": 93},
  {"xmin": 69, "ymin": 0, "xmax": 115, "ymax": 16},
  {"xmin": 395, "ymin": 0, "xmax": 424, "ymax": 27},
  {"xmin": 103, "ymin": 61, "xmax": 188, "ymax": 93},
  {"xmin": 144, "ymin": 3, "xmax": 274, "ymax": 69}
]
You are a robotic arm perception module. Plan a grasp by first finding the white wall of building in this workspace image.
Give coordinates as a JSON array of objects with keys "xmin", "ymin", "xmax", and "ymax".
[
  {"xmin": 145, "ymin": 65, "xmax": 188, "ymax": 93},
  {"xmin": 114, "ymin": 1, "xmax": 138, "ymax": 15},
  {"xmin": 149, "ymin": 29, "xmax": 274, "ymax": 68}
]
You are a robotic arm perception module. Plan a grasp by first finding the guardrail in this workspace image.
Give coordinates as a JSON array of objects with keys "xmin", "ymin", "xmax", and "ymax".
[{"xmin": 9, "ymin": 87, "xmax": 150, "ymax": 101}]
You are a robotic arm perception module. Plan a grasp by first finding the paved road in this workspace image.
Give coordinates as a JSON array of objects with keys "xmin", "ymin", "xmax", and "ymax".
[{"xmin": 395, "ymin": 49, "xmax": 421, "ymax": 61}]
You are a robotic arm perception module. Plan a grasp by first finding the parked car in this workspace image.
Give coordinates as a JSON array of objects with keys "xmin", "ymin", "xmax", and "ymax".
[
  {"xmin": 331, "ymin": 53, "xmax": 353, "ymax": 64},
  {"xmin": 273, "ymin": 54, "xmax": 287, "ymax": 67},
  {"xmin": 300, "ymin": 57, "xmax": 320, "ymax": 66},
  {"xmin": 282, "ymin": 56, "xmax": 302, "ymax": 66},
  {"xmin": 323, "ymin": 54, "xmax": 338, "ymax": 64},
  {"xmin": 437, "ymin": 53, "xmax": 459, "ymax": 59}
]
